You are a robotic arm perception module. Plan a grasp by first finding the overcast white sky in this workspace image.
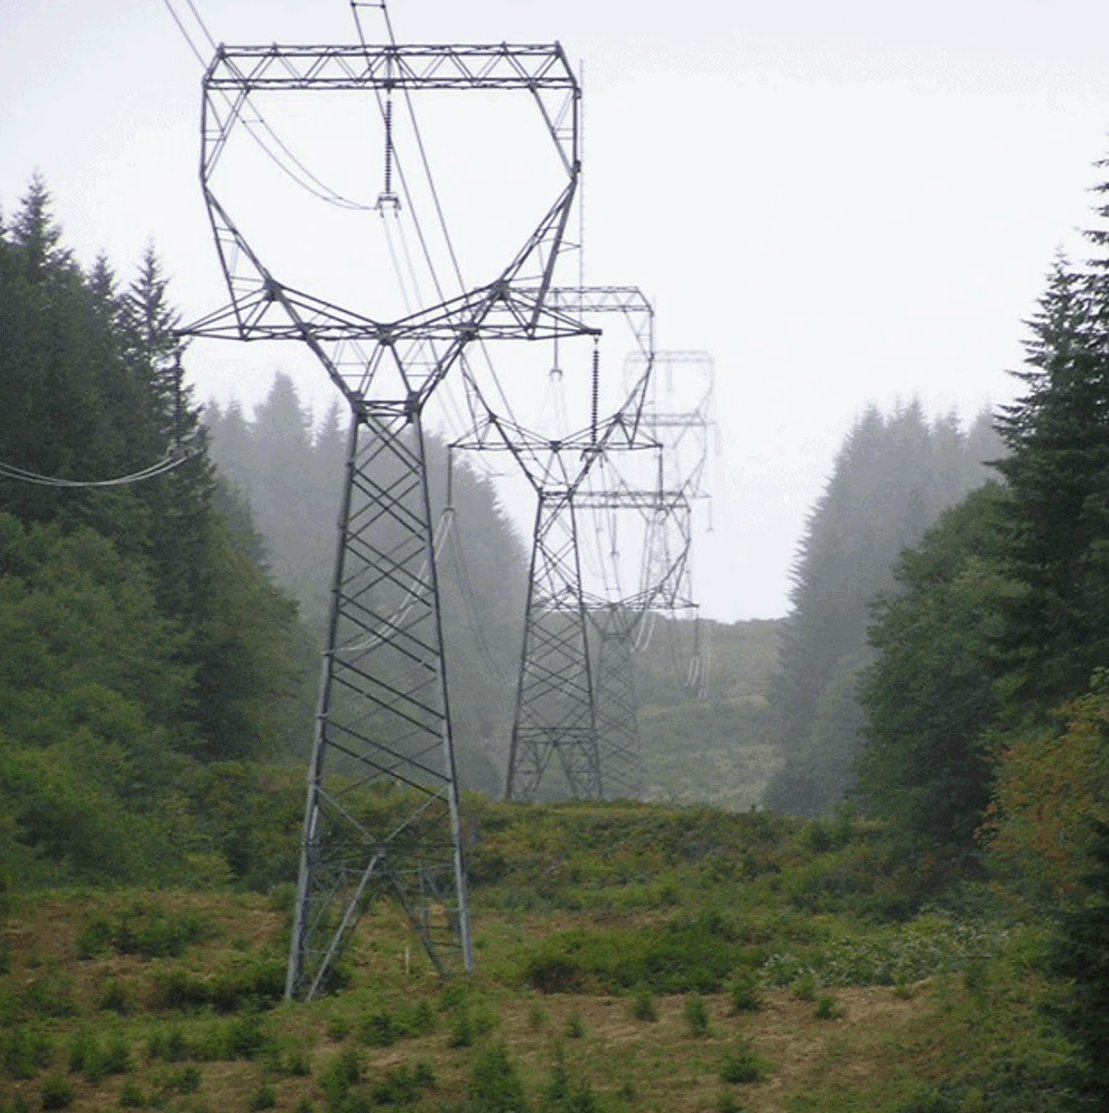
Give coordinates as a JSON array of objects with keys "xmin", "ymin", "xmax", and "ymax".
[{"xmin": 3, "ymin": 0, "xmax": 1109, "ymax": 621}]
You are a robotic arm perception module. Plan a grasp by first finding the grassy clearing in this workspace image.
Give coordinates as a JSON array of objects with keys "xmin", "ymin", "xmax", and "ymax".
[{"xmin": 0, "ymin": 800, "xmax": 1069, "ymax": 1112}]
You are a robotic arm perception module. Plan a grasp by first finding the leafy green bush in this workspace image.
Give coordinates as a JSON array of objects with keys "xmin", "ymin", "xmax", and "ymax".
[
  {"xmin": 76, "ymin": 916, "xmax": 114, "ymax": 960},
  {"xmin": 356, "ymin": 1000, "xmax": 435, "ymax": 1047},
  {"xmin": 67, "ymin": 1028, "xmax": 108, "ymax": 1080},
  {"xmin": 22, "ymin": 967, "xmax": 77, "ymax": 1018},
  {"xmin": 522, "ymin": 911, "xmax": 744, "ymax": 994},
  {"xmin": 148, "ymin": 1025, "xmax": 198, "ymax": 1063},
  {"xmin": 98, "ymin": 979, "xmax": 131, "ymax": 1014},
  {"xmin": 816, "ymin": 917, "xmax": 1009, "ymax": 987},
  {"xmin": 540, "ymin": 1044, "xmax": 600, "ymax": 1113},
  {"xmin": 790, "ymin": 971, "xmax": 818, "ymax": 1001},
  {"xmin": 224, "ymin": 1013, "xmax": 274, "ymax": 1060}
]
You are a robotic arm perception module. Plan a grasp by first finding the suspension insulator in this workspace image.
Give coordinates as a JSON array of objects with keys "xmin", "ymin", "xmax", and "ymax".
[
  {"xmin": 377, "ymin": 96, "xmax": 399, "ymax": 210},
  {"xmin": 591, "ymin": 343, "xmax": 600, "ymax": 445}
]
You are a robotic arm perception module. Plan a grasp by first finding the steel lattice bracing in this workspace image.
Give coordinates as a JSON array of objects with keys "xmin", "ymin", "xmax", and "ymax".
[
  {"xmin": 451, "ymin": 286, "xmax": 657, "ymax": 802},
  {"xmin": 507, "ymin": 492, "xmax": 602, "ymax": 800},
  {"xmin": 574, "ymin": 474, "xmax": 688, "ymax": 800},
  {"xmin": 589, "ymin": 605, "xmax": 646, "ymax": 799},
  {"xmin": 288, "ymin": 406, "xmax": 471, "ymax": 999},
  {"xmin": 636, "ymin": 351, "xmax": 715, "ymax": 697},
  {"xmin": 182, "ymin": 36, "xmax": 584, "ymax": 998}
]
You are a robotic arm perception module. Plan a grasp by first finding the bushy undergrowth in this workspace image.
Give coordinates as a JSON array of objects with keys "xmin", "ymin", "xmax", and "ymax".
[
  {"xmin": 77, "ymin": 901, "xmax": 211, "ymax": 960},
  {"xmin": 150, "ymin": 956, "xmax": 286, "ymax": 1012},
  {"xmin": 521, "ymin": 909, "xmax": 749, "ymax": 994},
  {"xmin": 0, "ymin": 800, "xmax": 1078, "ymax": 1113},
  {"xmin": 760, "ymin": 915, "xmax": 1011, "ymax": 989}
]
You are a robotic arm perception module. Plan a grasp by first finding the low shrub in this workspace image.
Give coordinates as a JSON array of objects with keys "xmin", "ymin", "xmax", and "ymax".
[
  {"xmin": 40, "ymin": 1073, "xmax": 74, "ymax": 1110},
  {"xmin": 369, "ymin": 1061, "xmax": 436, "ymax": 1106},
  {"xmin": 467, "ymin": 1041, "xmax": 528, "ymax": 1113},
  {"xmin": 161, "ymin": 1065, "xmax": 202, "ymax": 1094},
  {"xmin": 719, "ymin": 1039, "xmax": 770, "ymax": 1085},
  {"xmin": 728, "ymin": 971, "xmax": 763, "ymax": 1014},
  {"xmin": 81, "ymin": 903, "xmax": 211, "ymax": 961},
  {"xmin": 522, "ymin": 911, "xmax": 744, "ymax": 995},
  {"xmin": 150, "ymin": 957, "xmax": 284, "ymax": 1013},
  {"xmin": 22, "ymin": 967, "xmax": 77, "ymax": 1018},
  {"xmin": 319, "ymin": 1047, "xmax": 362, "ymax": 1107},
  {"xmin": 540, "ymin": 1045, "xmax": 600, "ymax": 1113},
  {"xmin": 684, "ymin": 992, "xmax": 711, "ymax": 1037},
  {"xmin": 3, "ymin": 1026, "xmax": 53, "ymax": 1079},
  {"xmin": 118, "ymin": 1075, "xmax": 147, "ymax": 1108},
  {"xmin": 630, "ymin": 988, "xmax": 657, "ymax": 1022},
  {"xmin": 357, "ymin": 1000, "xmax": 436, "ymax": 1047},
  {"xmin": 248, "ymin": 1082, "xmax": 277, "ymax": 1110},
  {"xmin": 98, "ymin": 979, "xmax": 131, "ymax": 1014}
]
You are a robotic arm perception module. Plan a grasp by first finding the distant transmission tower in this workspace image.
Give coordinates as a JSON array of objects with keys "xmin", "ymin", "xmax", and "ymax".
[
  {"xmin": 454, "ymin": 286, "xmax": 655, "ymax": 801},
  {"xmin": 627, "ymin": 350, "xmax": 716, "ymax": 697},
  {"xmin": 181, "ymin": 40, "xmax": 583, "ymax": 999}
]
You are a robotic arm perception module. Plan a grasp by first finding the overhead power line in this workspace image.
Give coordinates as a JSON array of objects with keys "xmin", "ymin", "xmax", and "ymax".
[{"xmin": 0, "ymin": 449, "xmax": 192, "ymax": 488}]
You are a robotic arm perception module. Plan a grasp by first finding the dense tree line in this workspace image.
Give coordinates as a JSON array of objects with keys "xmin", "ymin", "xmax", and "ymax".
[
  {"xmin": 763, "ymin": 402, "xmax": 1002, "ymax": 815},
  {"xmin": 854, "ymin": 171, "xmax": 1109, "ymax": 1106},
  {"xmin": 0, "ymin": 179, "xmax": 312, "ymax": 886}
]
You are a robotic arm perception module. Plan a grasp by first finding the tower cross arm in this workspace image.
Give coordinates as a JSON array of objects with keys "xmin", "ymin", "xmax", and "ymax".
[{"xmin": 206, "ymin": 43, "xmax": 579, "ymax": 91}]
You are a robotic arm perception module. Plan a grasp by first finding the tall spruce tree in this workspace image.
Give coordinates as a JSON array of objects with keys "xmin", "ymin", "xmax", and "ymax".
[
  {"xmin": 985, "ymin": 174, "xmax": 1109, "ymax": 1106},
  {"xmin": 0, "ymin": 179, "xmax": 310, "ymax": 763},
  {"xmin": 992, "ymin": 253, "xmax": 1109, "ymax": 715}
]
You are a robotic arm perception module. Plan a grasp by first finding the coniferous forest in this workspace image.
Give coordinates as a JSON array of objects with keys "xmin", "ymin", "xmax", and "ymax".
[{"xmin": 3, "ymin": 164, "xmax": 1109, "ymax": 1112}]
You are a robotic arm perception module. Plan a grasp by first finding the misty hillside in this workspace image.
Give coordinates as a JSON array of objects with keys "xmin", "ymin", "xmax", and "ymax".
[{"xmin": 205, "ymin": 376, "xmax": 785, "ymax": 806}]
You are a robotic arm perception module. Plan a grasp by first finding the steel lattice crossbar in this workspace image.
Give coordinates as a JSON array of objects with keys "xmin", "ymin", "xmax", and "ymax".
[{"xmin": 205, "ymin": 43, "xmax": 579, "ymax": 91}]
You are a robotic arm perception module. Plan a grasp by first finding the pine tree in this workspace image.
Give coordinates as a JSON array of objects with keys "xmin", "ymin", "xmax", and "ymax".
[{"xmin": 992, "ymin": 254, "xmax": 1109, "ymax": 715}]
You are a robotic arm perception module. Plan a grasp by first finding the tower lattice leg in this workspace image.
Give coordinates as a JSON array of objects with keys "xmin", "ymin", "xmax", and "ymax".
[
  {"xmin": 505, "ymin": 493, "xmax": 601, "ymax": 801},
  {"xmin": 287, "ymin": 407, "xmax": 472, "ymax": 1001},
  {"xmin": 591, "ymin": 607, "xmax": 646, "ymax": 800}
]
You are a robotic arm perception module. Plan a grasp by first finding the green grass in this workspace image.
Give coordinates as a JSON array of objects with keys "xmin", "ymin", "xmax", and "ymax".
[{"xmin": 0, "ymin": 799, "xmax": 1075, "ymax": 1113}]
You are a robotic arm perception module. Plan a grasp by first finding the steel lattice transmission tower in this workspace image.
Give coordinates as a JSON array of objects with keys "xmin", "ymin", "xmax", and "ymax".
[
  {"xmin": 569, "ymin": 349, "xmax": 715, "ymax": 798},
  {"xmin": 635, "ymin": 350, "xmax": 716, "ymax": 696},
  {"xmin": 181, "ymin": 41, "xmax": 583, "ymax": 999},
  {"xmin": 454, "ymin": 287, "xmax": 656, "ymax": 802}
]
